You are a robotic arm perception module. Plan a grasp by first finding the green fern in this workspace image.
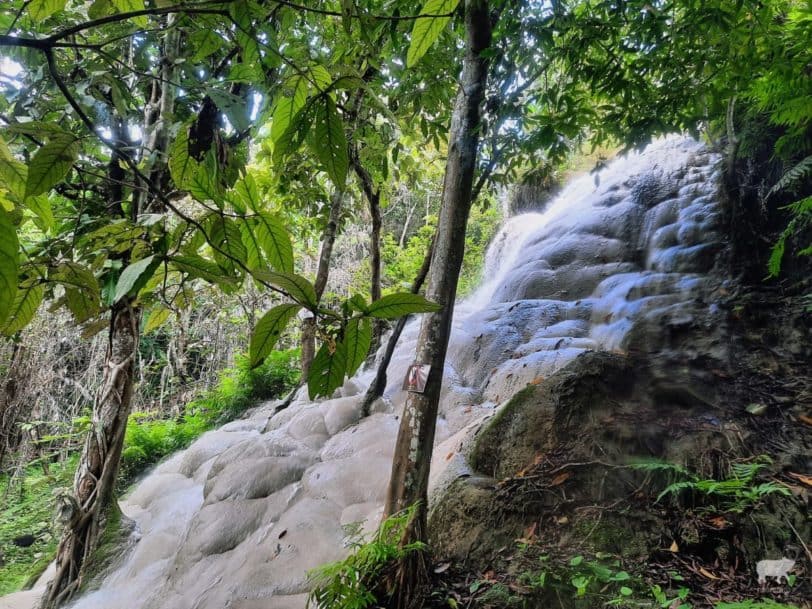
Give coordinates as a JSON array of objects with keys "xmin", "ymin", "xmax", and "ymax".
[
  {"xmin": 306, "ymin": 505, "xmax": 426, "ymax": 609},
  {"xmin": 768, "ymin": 156, "xmax": 812, "ymax": 198}
]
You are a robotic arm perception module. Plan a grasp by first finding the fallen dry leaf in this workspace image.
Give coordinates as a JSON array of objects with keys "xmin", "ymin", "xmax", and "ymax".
[
  {"xmin": 707, "ymin": 516, "xmax": 728, "ymax": 529},
  {"xmin": 556, "ymin": 516, "xmax": 569, "ymax": 525},
  {"xmin": 529, "ymin": 377, "xmax": 544, "ymax": 385},
  {"xmin": 787, "ymin": 472, "xmax": 812, "ymax": 487},
  {"xmin": 551, "ymin": 471, "xmax": 572, "ymax": 486},
  {"xmin": 669, "ymin": 540, "xmax": 679, "ymax": 553},
  {"xmin": 798, "ymin": 414, "xmax": 812, "ymax": 426},
  {"xmin": 445, "ymin": 452, "xmax": 454, "ymax": 461},
  {"xmin": 698, "ymin": 567, "xmax": 720, "ymax": 580}
]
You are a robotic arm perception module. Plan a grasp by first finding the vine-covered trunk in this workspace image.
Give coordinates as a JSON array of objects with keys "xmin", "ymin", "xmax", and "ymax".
[
  {"xmin": 43, "ymin": 302, "xmax": 139, "ymax": 608},
  {"xmin": 383, "ymin": 1, "xmax": 492, "ymax": 605},
  {"xmin": 301, "ymin": 191, "xmax": 343, "ymax": 378}
]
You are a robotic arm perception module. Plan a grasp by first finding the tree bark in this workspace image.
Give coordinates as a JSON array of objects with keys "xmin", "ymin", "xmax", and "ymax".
[
  {"xmin": 301, "ymin": 190, "xmax": 343, "ymax": 378},
  {"xmin": 350, "ymin": 147, "xmax": 385, "ymax": 347},
  {"xmin": 43, "ymin": 302, "xmax": 139, "ymax": 609},
  {"xmin": 384, "ymin": 1, "xmax": 493, "ymax": 605},
  {"xmin": 359, "ymin": 236, "xmax": 434, "ymax": 417}
]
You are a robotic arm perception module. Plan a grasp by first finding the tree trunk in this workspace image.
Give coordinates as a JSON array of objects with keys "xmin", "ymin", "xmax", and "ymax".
[
  {"xmin": 301, "ymin": 190, "xmax": 343, "ymax": 378},
  {"xmin": 383, "ymin": 1, "xmax": 493, "ymax": 605},
  {"xmin": 43, "ymin": 302, "xmax": 139, "ymax": 609},
  {"xmin": 360, "ymin": 236, "xmax": 434, "ymax": 417},
  {"xmin": 350, "ymin": 148, "xmax": 384, "ymax": 347}
]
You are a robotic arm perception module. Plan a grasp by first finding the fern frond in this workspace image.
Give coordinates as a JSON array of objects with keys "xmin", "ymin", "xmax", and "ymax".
[{"xmin": 768, "ymin": 156, "xmax": 812, "ymax": 198}]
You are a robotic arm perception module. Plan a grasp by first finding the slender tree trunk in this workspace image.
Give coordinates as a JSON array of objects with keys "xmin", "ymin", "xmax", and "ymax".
[
  {"xmin": 360, "ymin": 236, "xmax": 434, "ymax": 417},
  {"xmin": 384, "ymin": 2, "xmax": 492, "ymax": 605},
  {"xmin": 301, "ymin": 190, "xmax": 343, "ymax": 378},
  {"xmin": 350, "ymin": 148, "xmax": 384, "ymax": 347},
  {"xmin": 43, "ymin": 302, "xmax": 139, "ymax": 608}
]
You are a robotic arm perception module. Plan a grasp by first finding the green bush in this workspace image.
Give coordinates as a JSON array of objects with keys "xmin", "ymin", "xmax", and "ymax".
[{"xmin": 119, "ymin": 348, "xmax": 300, "ymax": 485}]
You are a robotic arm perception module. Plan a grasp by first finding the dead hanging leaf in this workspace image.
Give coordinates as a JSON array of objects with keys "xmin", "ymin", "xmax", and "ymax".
[
  {"xmin": 669, "ymin": 540, "xmax": 679, "ymax": 553},
  {"xmin": 698, "ymin": 567, "xmax": 720, "ymax": 580},
  {"xmin": 550, "ymin": 471, "xmax": 572, "ymax": 486},
  {"xmin": 787, "ymin": 472, "xmax": 812, "ymax": 487}
]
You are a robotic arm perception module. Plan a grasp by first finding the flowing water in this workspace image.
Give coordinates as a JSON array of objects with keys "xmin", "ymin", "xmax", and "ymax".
[{"xmin": 1, "ymin": 136, "xmax": 725, "ymax": 609}]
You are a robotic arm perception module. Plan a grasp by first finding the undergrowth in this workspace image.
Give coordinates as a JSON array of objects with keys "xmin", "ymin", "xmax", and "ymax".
[
  {"xmin": 307, "ymin": 505, "xmax": 426, "ymax": 609},
  {"xmin": 0, "ymin": 454, "xmax": 78, "ymax": 595}
]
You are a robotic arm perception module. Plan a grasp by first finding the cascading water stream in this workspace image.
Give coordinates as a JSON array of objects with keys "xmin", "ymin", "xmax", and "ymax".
[{"xmin": 0, "ymin": 136, "xmax": 724, "ymax": 609}]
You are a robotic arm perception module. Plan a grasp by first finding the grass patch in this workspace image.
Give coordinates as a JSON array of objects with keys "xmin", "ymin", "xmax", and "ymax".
[{"xmin": 0, "ymin": 454, "xmax": 78, "ymax": 595}]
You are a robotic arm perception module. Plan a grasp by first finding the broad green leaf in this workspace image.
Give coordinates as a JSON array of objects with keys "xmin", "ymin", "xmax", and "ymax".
[
  {"xmin": 112, "ymin": 0, "xmax": 147, "ymax": 26},
  {"xmin": 309, "ymin": 96, "xmax": 348, "ymax": 187},
  {"xmin": 254, "ymin": 212, "xmax": 293, "ymax": 273},
  {"xmin": 3, "ymin": 122, "xmax": 72, "ymax": 139},
  {"xmin": 169, "ymin": 124, "xmax": 200, "ymax": 190},
  {"xmin": 26, "ymin": 195, "xmax": 54, "ymax": 232},
  {"xmin": 342, "ymin": 317, "xmax": 372, "ymax": 377},
  {"xmin": 191, "ymin": 30, "xmax": 223, "ymax": 62},
  {"xmin": 1, "ymin": 284, "xmax": 44, "ymax": 336},
  {"xmin": 234, "ymin": 174, "xmax": 261, "ymax": 212},
  {"xmin": 25, "ymin": 134, "xmax": 79, "ymax": 198},
  {"xmin": 208, "ymin": 216, "xmax": 248, "ymax": 275},
  {"xmin": 51, "ymin": 262, "xmax": 101, "ymax": 322},
  {"xmin": 307, "ymin": 340, "xmax": 348, "ymax": 399},
  {"xmin": 367, "ymin": 293, "xmax": 442, "ymax": 319},
  {"xmin": 114, "ymin": 255, "xmax": 157, "ymax": 303},
  {"xmin": 309, "ymin": 65, "xmax": 333, "ymax": 92},
  {"xmin": 29, "ymin": 0, "xmax": 67, "ymax": 20},
  {"xmin": 65, "ymin": 287, "xmax": 100, "ymax": 323},
  {"xmin": 239, "ymin": 222, "xmax": 264, "ymax": 271},
  {"xmin": 0, "ymin": 209, "xmax": 19, "ymax": 327},
  {"xmin": 88, "ymin": 0, "xmax": 115, "ymax": 19},
  {"xmin": 170, "ymin": 254, "xmax": 237, "ymax": 287},
  {"xmin": 250, "ymin": 303, "xmax": 301, "ymax": 368},
  {"xmin": 271, "ymin": 76, "xmax": 308, "ymax": 143},
  {"xmin": 406, "ymin": 0, "xmax": 460, "ymax": 68},
  {"xmin": 251, "ymin": 269, "xmax": 317, "ymax": 308},
  {"xmin": 347, "ymin": 293, "xmax": 369, "ymax": 314},
  {"xmin": 188, "ymin": 161, "xmax": 224, "ymax": 207},
  {"xmin": 0, "ymin": 136, "xmax": 27, "ymax": 202},
  {"xmin": 144, "ymin": 306, "xmax": 171, "ymax": 334}
]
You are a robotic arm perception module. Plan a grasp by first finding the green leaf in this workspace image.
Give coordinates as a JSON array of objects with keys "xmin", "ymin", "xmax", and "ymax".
[
  {"xmin": 0, "ymin": 209, "xmax": 19, "ymax": 327},
  {"xmin": 406, "ymin": 0, "xmax": 460, "ymax": 68},
  {"xmin": 25, "ymin": 195, "xmax": 54, "ymax": 232},
  {"xmin": 234, "ymin": 174, "xmax": 261, "ymax": 212},
  {"xmin": 342, "ymin": 317, "xmax": 372, "ymax": 377},
  {"xmin": 309, "ymin": 96, "xmax": 348, "ymax": 187},
  {"xmin": 0, "ymin": 136, "xmax": 28, "ymax": 202},
  {"xmin": 271, "ymin": 76, "xmax": 309, "ymax": 144},
  {"xmin": 208, "ymin": 215, "xmax": 248, "ymax": 275},
  {"xmin": 169, "ymin": 124, "xmax": 200, "ymax": 190},
  {"xmin": 51, "ymin": 262, "xmax": 101, "ymax": 323},
  {"xmin": 309, "ymin": 65, "xmax": 333, "ymax": 93},
  {"xmin": 347, "ymin": 293, "xmax": 369, "ymax": 314},
  {"xmin": 144, "ymin": 306, "xmax": 171, "ymax": 334},
  {"xmin": 307, "ymin": 340, "xmax": 348, "ymax": 399},
  {"xmin": 250, "ymin": 303, "xmax": 301, "ymax": 368},
  {"xmin": 111, "ymin": 0, "xmax": 147, "ymax": 26},
  {"xmin": 114, "ymin": 255, "xmax": 158, "ymax": 303},
  {"xmin": 191, "ymin": 30, "xmax": 223, "ymax": 62},
  {"xmin": 25, "ymin": 134, "xmax": 79, "ymax": 198},
  {"xmin": 253, "ymin": 212, "xmax": 293, "ymax": 273},
  {"xmin": 367, "ymin": 293, "xmax": 441, "ymax": 319},
  {"xmin": 251, "ymin": 269, "xmax": 317, "ymax": 308},
  {"xmin": 1, "ymin": 283, "xmax": 44, "ymax": 336},
  {"xmin": 29, "ymin": 0, "xmax": 67, "ymax": 20},
  {"xmin": 170, "ymin": 254, "xmax": 237, "ymax": 287}
]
